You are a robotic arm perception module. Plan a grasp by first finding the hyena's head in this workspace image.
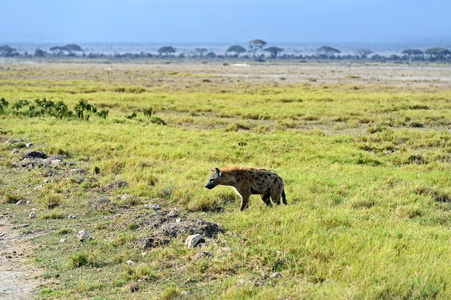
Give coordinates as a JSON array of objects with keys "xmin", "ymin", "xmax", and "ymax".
[{"xmin": 205, "ymin": 168, "xmax": 222, "ymax": 189}]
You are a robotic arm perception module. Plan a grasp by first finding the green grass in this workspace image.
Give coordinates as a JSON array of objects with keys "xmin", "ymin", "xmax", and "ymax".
[{"xmin": 0, "ymin": 62, "xmax": 450, "ymax": 299}]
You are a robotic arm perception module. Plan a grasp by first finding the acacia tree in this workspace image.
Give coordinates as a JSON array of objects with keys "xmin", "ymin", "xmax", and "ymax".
[
  {"xmin": 158, "ymin": 46, "xmax": 176, "ymax": 56},
  {"xmin": 425, "ymin": 47, "xmax": 450, "ymax": 60},
  {"xmin": 356, "ymin": 49, "xmax": 373, "ymax": 59},
  {"xmin": 194, "ymin": 48, "xmax": 208, "ymax": 57},
  {"xmin": 264, "ymin": 47, "xmax": 284, "ymax": 58},
  {"xmin": 50, "ymin": 44, "xmax": 83, "ymax": 56},
  {"xmin": 248, "ymin": 39, "xmax": 267, "ymax": 58},
  {"xmin": 34, "ymin": 49, "xmax": 47, "ymax": 57},
  {"xmin": 0, "ymin": 45, "xmax": 18, "ymax": 57},
  {"xmin": 402, "ymin": 49, "xmax": 424, "ymax": 58},
  {"xmin": 226, "ymin": 45, "xmax": 246, "ymax": 57},
  {"xmin": 316, "ymin": 46, "xmax": 340, "ymax": 58}
]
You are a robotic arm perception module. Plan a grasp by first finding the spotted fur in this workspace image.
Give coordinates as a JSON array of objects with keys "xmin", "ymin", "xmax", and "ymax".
[{"xmin": 205, "ymin": 166, "xmax": 287, "ymax": 211}]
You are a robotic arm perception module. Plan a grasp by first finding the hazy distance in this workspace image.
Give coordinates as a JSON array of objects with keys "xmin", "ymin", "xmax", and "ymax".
[{"xmin": 1, "ymin": 0, "xmax": 450, "ymax": 46}]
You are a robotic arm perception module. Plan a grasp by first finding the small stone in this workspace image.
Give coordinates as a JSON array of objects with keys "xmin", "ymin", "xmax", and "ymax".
[
  {"xmin": 43, "ymin": 179, "xmax": 49, "ymax": 184},
  {"xmin": 25, "ymin": 142, "xmax": 33, "ymax": 148},
  {"xmin": 77, "ymin": 230, "xmax": 91, "ymax": 242},
  {"xmin": 121, "ymin": 193, "xmax": 133, "ymax": 200},
  {"xmin": 181, "ymin": 291, "xmax": 189, "ymax": 296},
  {"xmin": 141, "ymin": 252, "xmax": 147, "ymax": 257},
  {"xmin": 185, "ymin": 234, "xmax": 204, "ymax": 249},
  {"xmin": 60, "ymin": 238, "xmax": 66, "ymax": 243},
  {"xmin": 114, "ymin": 214, "xmax": 122, "ymax": 218},
  {"xmin": 29, "ymin": 212, "xmax": 36, "ymax": 219},
  {"xmin": 126, "ymin": 260, "xmax": 135, "ymax": 265},
  {"xmin": 26, "ymin": 201, "xmax": 31, "ymax": 205},
  {"xmin": 68, "ymin": 215, "xmax": 76, "ymax": 219},
  {"xmin": 12, "ymin": 149, "xmax": 19, "ymax": 154},
  {"xmin": 144, "ymin": 203, "xmax": 161, "ymax": 211},
  {"xmin": 271, "ymin": 272, "xmax": 282, "ymax": 278},
  {"xmin": 22, "ymin": 224, "xmax": 29, "ymax": 228},
  {"xmin": 16, "ymin": 200, "xmax": 27, "ymax": 206},
  {"xmin": 34, "ymin": 185, "xmax": 43, "ymax": 190},
  {"xmin": 238, "ymin": 279, "xmax": 249, "ymax": 286},
  {"xmin": 175, "ymin": 218, "xmax": 182, "ymax": 223}
]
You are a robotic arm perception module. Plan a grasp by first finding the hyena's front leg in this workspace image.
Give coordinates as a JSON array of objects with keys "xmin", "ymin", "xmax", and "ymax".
[{"xmin": 240, "ymin": 192, "xmax": 251, "ymax": 211}]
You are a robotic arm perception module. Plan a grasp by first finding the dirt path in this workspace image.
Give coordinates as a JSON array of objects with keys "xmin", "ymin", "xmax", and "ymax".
[{"xmin": 0, "ymin": 216, "xmax": 43, "ymax": 300}]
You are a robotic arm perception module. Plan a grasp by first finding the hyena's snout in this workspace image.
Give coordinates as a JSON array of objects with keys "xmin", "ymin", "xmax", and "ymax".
[{"xmin": 204, "ymin": 182, "xmax": 215, "ymax": 189}]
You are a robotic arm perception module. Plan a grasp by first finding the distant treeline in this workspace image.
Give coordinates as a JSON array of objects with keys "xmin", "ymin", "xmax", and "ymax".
[{"xmin": 1, "ymin": 40, "xmax": 451, "ymax": 62}]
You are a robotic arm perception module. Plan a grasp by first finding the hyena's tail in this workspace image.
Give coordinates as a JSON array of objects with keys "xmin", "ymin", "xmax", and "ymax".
[{"xmin": 282, "ymin": 189, "xmax": 287, "ymax": 205}]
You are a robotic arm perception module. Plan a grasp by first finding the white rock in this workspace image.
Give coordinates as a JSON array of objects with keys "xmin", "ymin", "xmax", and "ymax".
[
  {"xmin": 60, "ymin": 238, "xmax": 66, "ymax": 243},
  {"xmin": 114, "ymin": 214, "xmax": 121, "ymax": 218},
  {"xmin": 25, "ymin": 142, "xmax": 33, "ymax": 148},
  {"xmin": 145, "ymin": 203, "xmax": 161, "ymax": 211},
  {"xmin": 16, "ymin": 200, "xmax": 27, "ymax": 206},
  {"xmin": 185, "ymin": 234, "xmax": 204, "ymax": 249},
  {"xmin": 12, "ymin": 149, "xmax": 19, "ymax": 154},
  {"xmin": 26, "ymin": 201, "xmax": 31, "ymax": 205},
  {"xmin": 29, "ymin": 212, "xmax": 36, "ymax": 219},
  {"xmin": 77, "ymin": 230, "xmax": 91, "ymax": 241},
  {"xmin": 126, "ymin": 260, "xmax": 135, "ymax": 265},
  {"xmin": 68, "ymin": 215, "xmax": 76, "ymax": 219},
  {"xmin": 141, "ymin": 252, "xmax": 148, "ymax": 257},
  {"xmin": 121, "ymin": 193, "xmax": 133, "ymax": 200},
  {"xmin": 271, "ymin": 272, "xmax": 283, "ymax": 278},
  {"xmin": 181, "ymin": 291, "xmax": 189, "ymax": 295},
  {"xmin": 176, "ymin": 218, "xmax": 182, "ymax": 223}
]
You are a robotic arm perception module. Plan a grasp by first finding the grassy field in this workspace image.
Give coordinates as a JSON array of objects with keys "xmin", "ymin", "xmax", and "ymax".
[{"xmin": 0, "ymin": 61, "xmax": 450, "ymax": 299}]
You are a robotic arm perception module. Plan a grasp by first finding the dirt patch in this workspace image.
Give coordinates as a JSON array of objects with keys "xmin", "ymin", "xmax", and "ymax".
[
  {"xmin": 0, "ymin": 216, "xmax": 43, "ymax": 300},
  {"xmin": 136, "ymin": 210, "xmax": 225, "ymax": 249}
]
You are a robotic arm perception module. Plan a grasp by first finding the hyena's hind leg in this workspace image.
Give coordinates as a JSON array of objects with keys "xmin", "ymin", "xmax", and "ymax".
[
  {"xmin": 270, "ymin": 188, "xmax": 282, "ymax": 205},
  {"xmin": 282, "ymin": 190, "xmax": 287, "ymax": 205},
  {"xmin": 260, "ymin": 189, "xmax": 272, "ymax": 207}
]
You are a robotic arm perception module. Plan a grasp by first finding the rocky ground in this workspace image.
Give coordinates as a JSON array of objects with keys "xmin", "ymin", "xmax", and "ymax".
[{"xmin": 0, "ymin": 138, "xmax": 227, "ymax": 299}]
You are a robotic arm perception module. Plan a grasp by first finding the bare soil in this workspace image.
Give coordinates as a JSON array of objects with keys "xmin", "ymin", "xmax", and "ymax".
[{"xmin": 0, "ymin": 217, "xmax": 43, "ymax": 300}]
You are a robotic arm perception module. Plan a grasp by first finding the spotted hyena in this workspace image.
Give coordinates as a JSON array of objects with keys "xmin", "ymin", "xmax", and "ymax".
[{"xmin": 204, "ymin": 167, "xmax": 287, "ymax": 211}]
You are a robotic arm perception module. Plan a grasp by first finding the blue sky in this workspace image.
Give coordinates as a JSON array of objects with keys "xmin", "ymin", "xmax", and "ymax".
[{"xmin": 1, "ymin": 0, "xmax": 450, "ymax": 45}]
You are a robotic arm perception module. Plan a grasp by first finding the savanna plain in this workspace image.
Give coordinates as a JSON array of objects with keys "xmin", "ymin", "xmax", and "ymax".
[{"xmin": 0, "ymin": 60, "xmax": 450, "ymax": 299}]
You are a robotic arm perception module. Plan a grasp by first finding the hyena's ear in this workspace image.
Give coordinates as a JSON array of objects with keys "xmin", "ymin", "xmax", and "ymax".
[
  {"xmin": 215, "ymin": 168, "xmax": 222, "ymax": 177},
  {"xmin": 209, "ymin": 168, "xmax": 214, "ymax": 173}
]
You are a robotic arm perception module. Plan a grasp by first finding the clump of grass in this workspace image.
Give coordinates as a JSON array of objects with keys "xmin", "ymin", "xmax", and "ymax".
[
  {"xmin": 413, "ymin": 186, "xmax": 450, "ymax": 203},
  {"xmin": 41, "ymin": 194, "xmax": 62, "ymax": 209},
  {"xmin": 160, "ymin": 286, "xmax": 181, "ymax": 300},
  {"xmin": 150, "ymin": 116, "xmax": 166, "ymax": 125},
  {"xmin": 128, "ymin": 223, "xmax": 139, "ymax": 231},
  {"xmin": 225, "ymin": 122, "xmax": 251, "ymax": 132},
  {"xmin": 58, "ymin": 228, "xmax": 73, "ymax": 235},
  {"xmin": 41, "ymin": 210, "xmax": 64, "ymax": 219},
  {"xmin": 3, "ymin": 192, "xmax": 22, "ymax": 204},
  {"xmin": 122, "ymin": 264, "xmax": 158, "ymax": 281},
  {"xmin": 69, "ymin": 252, "xmax": 92, "ymax": 268}
]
